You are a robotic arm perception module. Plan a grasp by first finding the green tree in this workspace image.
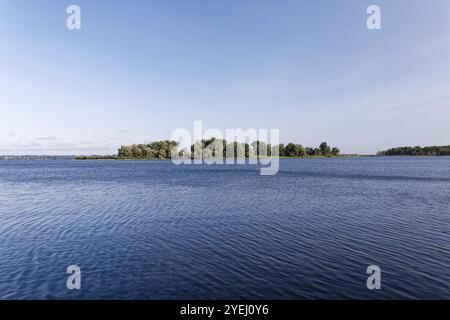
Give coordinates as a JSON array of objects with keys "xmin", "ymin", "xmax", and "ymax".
[
  {"xmin": 276, "ymin": 144, "xmax": 286, "ymax": 156},
  {"xmin": 297, "ymin": 145, "xmax": 306, "ymax": 157},
  {"xmin": 285, "ymin": 143, "xmax": 300, "ymax": 157},
  {"xmin": 251, "ymin": 140, "xmax": 268, "ymax": 156},
  {"xmin": 305, "ymin": 147, "xmax": 314, "ymax": 156},
  {"xmin": 319, "ymin": 142, "xmax": 331, "ymax": 155},
  {"xmin": 331, "ymin": 147, "xmax": 341, "ymax": 156}
]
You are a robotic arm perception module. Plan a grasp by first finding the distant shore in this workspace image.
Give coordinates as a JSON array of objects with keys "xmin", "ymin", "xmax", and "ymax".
[
  {"xmin": 75, "ymin": 155, "xmax": 352, "ymax": 160},
  {"xmin": 0, "ymin": 155, "xmax": 363, "ymax": 161},
  {"xmin": 1, "ymin": 144, "xmax": 448, "ymax": 161},
  {"xmin": 2, "ymin": 154, "xmax": 450, "ymax": 161}
]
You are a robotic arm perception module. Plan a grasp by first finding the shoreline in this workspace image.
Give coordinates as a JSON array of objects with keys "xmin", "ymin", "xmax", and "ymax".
[{"xmin": 2, "ymin": 155, "xmax": 450, "ymax": 161}]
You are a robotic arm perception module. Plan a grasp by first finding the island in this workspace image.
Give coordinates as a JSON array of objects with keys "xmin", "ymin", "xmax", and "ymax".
[
  {"xmin": 377, "ymin": 145, "xmax": 450, "ymax": 156},
  {"xmin": 76, "ymin": 139, "xmax": 342, "ymax": 160}
]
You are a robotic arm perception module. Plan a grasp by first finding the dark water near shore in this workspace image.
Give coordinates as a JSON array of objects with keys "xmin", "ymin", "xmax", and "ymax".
[{"xmin": 0, "ymin": 157, "xmax": 449, "ymax": 299}]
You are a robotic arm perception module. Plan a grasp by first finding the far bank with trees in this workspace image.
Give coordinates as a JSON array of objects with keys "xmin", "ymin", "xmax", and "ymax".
[
  {"xmin": 84, "ymin": 139, "xmax": 341, "ymax": 160},
  {"xmin": 377, "ymin": 145, "xmax": 450, "ymax": 156}
]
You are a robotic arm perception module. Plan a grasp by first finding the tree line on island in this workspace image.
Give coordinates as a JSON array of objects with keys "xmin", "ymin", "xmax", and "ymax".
[
  {"xmin": 108, "ymin": 139, "xmax": 341, "ymax": 160},
  {"xmin": 2, "ymin": 141, "xmax": 448, "ymax": 161},
  {"xmin": 75, "ymin": 142, "xmax": 450, "ymax": 160},
  {"xmin": 377, "ymin": 145, "xmax": 450, "ymax": 156}
]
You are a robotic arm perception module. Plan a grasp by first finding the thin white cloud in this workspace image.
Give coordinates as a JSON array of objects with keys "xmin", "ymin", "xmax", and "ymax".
[{"xmin": 36, "ymin": 135, "xmax": 57, "ymax": 141}]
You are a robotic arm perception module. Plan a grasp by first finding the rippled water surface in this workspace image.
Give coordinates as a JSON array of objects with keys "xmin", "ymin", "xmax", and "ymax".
[{"xmin": 0, "ymin": 157, "xmax": 449, "ymax": 299}]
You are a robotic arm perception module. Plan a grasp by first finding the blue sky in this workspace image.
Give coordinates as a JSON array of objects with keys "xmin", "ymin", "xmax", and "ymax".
[{"xmin": 1, "ymin": 0, "xmax": 449, "ymax": 155}]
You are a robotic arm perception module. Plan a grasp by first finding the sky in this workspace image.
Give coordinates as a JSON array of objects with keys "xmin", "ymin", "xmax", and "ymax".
[{"xmin": 1, "ymin": 0, "xmax": 449, "ymax": 155}]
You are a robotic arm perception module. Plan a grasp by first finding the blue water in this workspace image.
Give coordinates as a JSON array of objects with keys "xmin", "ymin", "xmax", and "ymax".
[{"xmin": 0, "ymin": 157, "xmax": 449, "ymax": 299}]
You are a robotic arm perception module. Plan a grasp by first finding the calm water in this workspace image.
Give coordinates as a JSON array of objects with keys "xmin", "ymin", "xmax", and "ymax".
[{"xmin": 0, "ymin": 157, "xmax": 449, "ymax": 299}]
